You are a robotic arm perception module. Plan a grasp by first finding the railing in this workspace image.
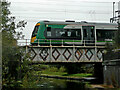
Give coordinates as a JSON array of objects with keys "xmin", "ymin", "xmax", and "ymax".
[
  {"xmin": 17, "ymin": 39, "xmax": 107, "ymax": 47},
  {"xmin": 17, "ymin": 39, "xmax": 31, "ymax": 46}
]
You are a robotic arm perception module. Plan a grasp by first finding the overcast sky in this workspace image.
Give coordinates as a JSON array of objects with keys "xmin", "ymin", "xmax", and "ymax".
[{"xmin": 8, "ymin": 0, "xmax": 120, "ymax": 39}]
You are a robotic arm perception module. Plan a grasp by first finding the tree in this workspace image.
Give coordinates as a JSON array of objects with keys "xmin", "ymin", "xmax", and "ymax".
[
  {"xmin": 1, "ymin": 1, "xmax": 27, "ymax": 88},
  {"xmin": 114, "ymin": 22, "xmax": 120, "ymax": 48}
]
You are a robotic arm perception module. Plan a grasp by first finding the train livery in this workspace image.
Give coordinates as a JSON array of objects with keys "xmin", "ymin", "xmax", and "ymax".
[{"xmin": 31, "ymin": 20, "xmax": 118, "ymax": 45}]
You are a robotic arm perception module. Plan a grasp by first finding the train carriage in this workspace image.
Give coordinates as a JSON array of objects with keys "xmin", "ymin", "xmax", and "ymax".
[{"xmin": 31, "ymin": 20, "xmax": 118, "ymax": 46}]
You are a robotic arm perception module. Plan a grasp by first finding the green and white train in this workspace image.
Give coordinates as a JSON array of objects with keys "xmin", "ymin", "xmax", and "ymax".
[{"xmin": 31, "ymin": 20, "xmax": 118, "ymax": 45}]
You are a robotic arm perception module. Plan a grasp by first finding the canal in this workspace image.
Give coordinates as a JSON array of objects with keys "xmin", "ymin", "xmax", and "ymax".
[
  {"xmin": 35, "ymin": 77, "xmax": 89, "ymax": 89},
  {"xmin": 19, "ymin": 64, "xmax": 104, "ymax": 89}
]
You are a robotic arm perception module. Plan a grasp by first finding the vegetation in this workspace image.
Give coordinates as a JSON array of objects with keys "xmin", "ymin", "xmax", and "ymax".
[
  {"xmin": 1, "ymin": 1, "xmax": 28, "ymax": 88},
  {"xmin": 104, "ymin": 22, "xmax": 120, "ymax": 88},
  {"xmin": 105, "ymin": 22, "xmax": 120, "ymax": 52},
  {"xmin": 114, "ymin": 22, "xmax": 120, "ymax": 48},
  {"xmin": 21, "ymin": 64, "xmax": 92, "ymax": 88},
  {"xmin": 1, "ymin": 1, "xmax": 95, "ymax": 89},
  {"xmin": 37, "ymin": 64, "xmax": 93, "ymax": 78}
]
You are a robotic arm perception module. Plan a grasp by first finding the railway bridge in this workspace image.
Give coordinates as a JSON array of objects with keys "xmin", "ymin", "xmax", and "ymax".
[
  {"xmin": 18, "ymin": 39, "xmax": 105, "ymax": 63},
  {"xmin": 18, "ymin": 39, "xmax": 105, "ymax": 83}
]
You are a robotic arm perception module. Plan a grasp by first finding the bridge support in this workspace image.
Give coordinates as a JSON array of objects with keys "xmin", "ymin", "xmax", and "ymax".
[
  {"xmin": 64, "ymin": 63, "xmax": 82, "ymax": 74},
  {"xmin": 94, "ymin": 63, "xmax": 103, "ymax": 84}
]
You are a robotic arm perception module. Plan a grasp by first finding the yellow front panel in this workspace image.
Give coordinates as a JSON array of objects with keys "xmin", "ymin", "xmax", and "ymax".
[
  {"xmin": 36, "ymin": 23, "xmax": 40, "ymax": 26},
  {"xmin": 31, "ymin": 36, "xmax": 36, "ymax": 43}
]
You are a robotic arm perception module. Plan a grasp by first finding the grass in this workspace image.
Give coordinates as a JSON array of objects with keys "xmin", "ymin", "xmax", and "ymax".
[
  {"xmin": 41, "ymin": 70, "xmax": 92, "ymax": 78},
  {"xmin": 32, "ymin": 64, "xmax": 93, "ymax": 78},
  {"xmin": 62, "ymin": 73, "xmax": 92, "ymax": 77},
  {"xmin": 41, "ymin": 70, "xmax": 67, "ymax": 76}
]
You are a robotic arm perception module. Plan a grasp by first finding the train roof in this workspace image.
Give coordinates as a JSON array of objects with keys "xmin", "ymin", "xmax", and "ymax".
[
  {"xmin": 39, "ymin": 20, "xmax": 117, "ymax": 25},
  {"xmin": 38, "ymin": 20, "xmax": 118, "ymax": 29}
]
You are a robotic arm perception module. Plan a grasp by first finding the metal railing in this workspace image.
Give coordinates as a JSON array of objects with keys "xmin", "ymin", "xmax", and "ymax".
[
  {"xmin": 17, "ymin": 39, "xmax": 31, "ymax": 46},
  {"xmin": 17, "ymin": 39, "xmax": 106, "ymax": 47}
]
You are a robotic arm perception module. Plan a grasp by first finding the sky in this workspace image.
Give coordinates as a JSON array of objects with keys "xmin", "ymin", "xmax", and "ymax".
[{"xmin": 8, "ymin": 0, "xmax": 120, "ymax": 39}]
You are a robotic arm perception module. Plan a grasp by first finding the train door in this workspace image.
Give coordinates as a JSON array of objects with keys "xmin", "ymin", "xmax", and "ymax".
[{"xmin": 82, "ymin": 26, "xmax": 95, "ymax": 43}]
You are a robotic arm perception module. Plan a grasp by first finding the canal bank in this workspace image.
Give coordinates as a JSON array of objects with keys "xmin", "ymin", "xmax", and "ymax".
[
  {"xmin": 40, "ymin": 74, "xmax": 96, "ymax": 82},
  {"xmin": 38, "ymin": 74, "xmax": 113, "ymax": 89},
  {"xmin": 39, "ymin": 74, "xmax": 117, "ymax": 89}
]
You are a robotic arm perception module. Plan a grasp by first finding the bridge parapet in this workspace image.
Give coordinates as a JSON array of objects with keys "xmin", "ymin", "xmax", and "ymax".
[
  {"xmin": 18, "ymin": 39, "xmax": 105, "ymax": 63},
  {"xmin": 27, "ymin": 46, "xmax": 104, "ymax": 63}
]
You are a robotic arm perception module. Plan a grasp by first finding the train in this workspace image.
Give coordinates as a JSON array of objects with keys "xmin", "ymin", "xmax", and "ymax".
[{"xmin": 30, "ymin": 20, "xmax": 118, "ymax": 46}]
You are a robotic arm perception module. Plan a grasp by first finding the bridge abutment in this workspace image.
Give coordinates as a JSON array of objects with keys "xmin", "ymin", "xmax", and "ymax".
[{"xmin": 94, "ymin": 63, "xmax": 103, "ymax": 84}]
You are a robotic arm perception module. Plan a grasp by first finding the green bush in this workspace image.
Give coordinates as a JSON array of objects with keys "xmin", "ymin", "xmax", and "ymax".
[
  {"xmin": 32, "ymin": 64, "xmax": 49, "ymax": 71},
  {"xmin": 48, "ymin": 67, "xmax": 58, "ymax": 72},
  {"xmin": 39, "ymin": 64, "xmax": 49, "ymax": 70},
  {"xmin": 59, "ymin": 66, "xmax": 66, "ymax": 72}
]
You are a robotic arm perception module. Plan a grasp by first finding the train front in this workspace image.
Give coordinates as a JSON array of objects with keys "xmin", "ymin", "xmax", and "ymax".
[
  {"xmin": 30, "ymin": 21, "xmax": 46, "ymax": 45},
  {"xmin": 30, "ymin": 23, "xmax": 40, "ymax": 45}
]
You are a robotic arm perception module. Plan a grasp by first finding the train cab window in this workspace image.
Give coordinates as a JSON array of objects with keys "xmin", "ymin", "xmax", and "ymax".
[{"xmin": 32, "ymin": 26, "xmax": 39, "ymax": 37}]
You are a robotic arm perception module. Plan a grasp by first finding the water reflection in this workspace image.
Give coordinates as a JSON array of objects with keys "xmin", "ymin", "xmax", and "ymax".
[{"xmin": 36, "ymin": 77, "xmax": 86, "ymax": 89}]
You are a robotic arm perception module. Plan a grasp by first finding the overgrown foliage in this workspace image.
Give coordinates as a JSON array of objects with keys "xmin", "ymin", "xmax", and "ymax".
[
  {"xmin": 1, "ymin": 1, "xmax": 27, "ymax": 88},
  {"xmin": 105, "ymin": 22, "xmax": 120, "ymax": 53},
  {"xmin": 104, "ymin": 22, "xmax": 120, "ymax": 88},
  {"xmin": 114, "ymin": 22, "xmax": 120, "ymax": 48}
]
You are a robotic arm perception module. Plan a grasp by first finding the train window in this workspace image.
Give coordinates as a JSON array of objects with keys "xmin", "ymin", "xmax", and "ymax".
[
  {"xmin": 64, "ymin": 29, "xmax": 81, "ymax": 39},
  {"xmin": 83, "ymin": 29, "xmax": 87, "ymax": 37},
  {"xmin": 47, "ymin": 32, "xmax": 51, "ymax": 37},
  {"xmin": 60, "ymin": 31, "xmax": 66, "ymax": 36},
  {"xmin": 56, "ymin": 30, "xmax": 65, "ymax": 37},
  {"xmin": 97, "ymin": 32, "xmax": 101, "ymax": 37},
  {"xmin": 76, "ymin": 30, "xmax": 81, "ymax": 38},
  {"xmin": 46, "ymin": 28, "xmax": 81, "ymax": 39},
  {"xmin": 47, "ymin": 27, "xmax": 51, "ymax": 31},
  {"xmin": 47, "ymin": 27, "xmax": 51, "ymax": 37},
  {"xmin": 32, "ymin": 26, "xmax": 39, "ymax": 37},
  {"xmin": 96, "ymin": 29, "xmax": 115, "ymax": 41},
  {"xmin": 76, "ymin": 31, "xmax": 79, "ymax": 36},
  {"xmin": 71, "ymin": 30, "xmax": 76, "ymax": 37},
  {"xmin": 68, "ymin": 32, "xmax": 71, "ymax": 36},
  {"xmin": 91, "ymin": 29, "xmax": 94, "ymax": 37}
]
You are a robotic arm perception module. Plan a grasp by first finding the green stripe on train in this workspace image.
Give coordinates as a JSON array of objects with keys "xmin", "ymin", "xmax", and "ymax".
[{"xmin": 47, "ymin": 25, "xmax": 66, "ymax": 28}]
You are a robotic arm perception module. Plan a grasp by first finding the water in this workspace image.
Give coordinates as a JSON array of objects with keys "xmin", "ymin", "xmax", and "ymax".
[{"xmin": 35, "ymin": 77, "xmax": 88, "ymax": 89}]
